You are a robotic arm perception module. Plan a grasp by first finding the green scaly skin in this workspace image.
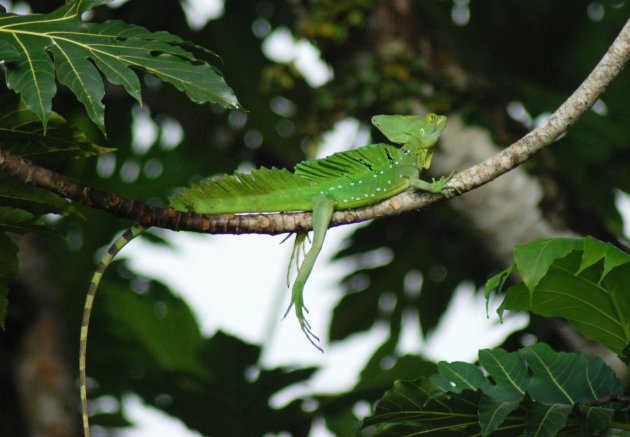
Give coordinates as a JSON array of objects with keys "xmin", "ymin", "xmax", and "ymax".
[
  {"xmin": 80, "ymin": 114, "xmax": 454, "ymax": 434},
  {"xmin": 168, "ymin": 113, "xmax": 453, "ymax": 347}
]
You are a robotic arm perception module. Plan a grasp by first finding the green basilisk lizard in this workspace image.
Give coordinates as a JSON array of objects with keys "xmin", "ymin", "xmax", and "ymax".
[{"xmin": 80, "ymin": 113, "xmax": 455, "ymax": 436}]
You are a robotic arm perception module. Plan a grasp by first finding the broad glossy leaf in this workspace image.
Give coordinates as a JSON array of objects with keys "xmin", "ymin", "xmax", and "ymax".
[
  {"xmin": 364, "ymin": 343, "xmax": 622, "ymax": 436},
  {"xmin": 0, "ymin": 40, "xmax": 19, "ymax": 60},
  {"xmin": 579, "ymin": 237, "xmax": 630, "ymax": 277},
  {"xmin": 578, "ymin": 405, "xmax": 615, "ymax": 436},
  {"xmin": 518, "ymin": 343, "xmax": 622, "ymax": 405},
  {"xmin": 513, "ymin": 238, "xmax": 582, "ymax": 290},
  {"xmin": 0, "ymin": 3, "xmax": 240, "ymax": 133},
  {"xmin": 51, "ymin": 41, "xmax": 106, "ymax": 129},
  {"xmin": 498, "ymin": 237, "xmax": 630, "ymax": 355},
  {"xmin": 2, "ymin": 33, "xmax": 56, "ymax": 128},
  {"xmin": 363, "ymin": 378, "xmax": 482, "ymax": 435},
  {"xmin": 478, "ymin": 348, "xmax": 527, "ymax": 402},
  {"xmin": 525, "ymin": 402, "xmax": 572, "ymax": 437},
  {"xmin": 430, "ymin": 360, "xmax": 489, "ymax": 394},
  {"xmin": 511, "ymin": 237, "xmax": 630, "ymax": 287},
  {"xmin": 478, "ymin": 396, "xmax": 520, "ymax": 437}
]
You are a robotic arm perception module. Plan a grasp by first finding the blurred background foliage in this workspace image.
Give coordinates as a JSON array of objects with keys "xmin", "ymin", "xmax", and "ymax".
[{"xmin": 2, "ymin": 0, "xmax": 630, "ymax": 435}]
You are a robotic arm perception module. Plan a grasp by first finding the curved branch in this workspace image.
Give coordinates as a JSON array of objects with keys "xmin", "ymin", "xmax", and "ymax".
[
  {"xmin": 1, "ymin": 18, "xmax": 629, "ymax": 235},
  {"xmin": 450, "ymin": 17, "xmax": 630, "ymax": 193}
]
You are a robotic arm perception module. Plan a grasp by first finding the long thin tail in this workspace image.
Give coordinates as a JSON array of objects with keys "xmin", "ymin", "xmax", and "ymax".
[{"xmin": 80, "ymin": 223, "xmax": 147, "ymax": 437}]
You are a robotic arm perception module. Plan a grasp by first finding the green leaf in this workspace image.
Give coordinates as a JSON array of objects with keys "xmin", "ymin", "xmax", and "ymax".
[
  {"xmin": 478, "ymin": 348, "xmax": 527, "ymax": 402},
  {"xmin": 101, "ymin": 264, "xmax": 205, "ymax": 376},
  {"xmin": 499, "ymin": 237, "xmax": 630, "ymax": 355},
  {"xmin": 2, "ymin": 34, "xmax": 56, "ymax": 129},
  {"xmin": 579, "ymin": 236, "xmax": 630, "ymax": 278},
  {"xmin": 578, "ymin": 405, "xmax": 615, "ymax": 436},
  {"xmin": 518, "ymin": 343, "xmax": 622, "ymax": 405},
  {"xmin": 355, "ymin": 346, "xmax": 437, "ymax": 393},
  {"xmin": 363, "ymin": 378, "xmax": 482, "ymax": 435},
  {"xmin": 0, "ymin": 174, "xmax": 74, "ymax": 216},
  {"xmin": 484, "ymin": 264, "xmax": 516, "ymax": 300},
  {"xmin": 498, "ymin": 282, "xmax": 529, "ymax": 315},
  {"xmin": 0, "ymin": 3, "xmax": 240, "ymax": 133},
  {"xmin": 430, "ymin": 360, "xmax": 489, "ymax": 394},
  {"xmin": 0, "ymin": 205, "xmax": 66, "ymax": 237},
  {"xmin": 513, "ymin": 238, "xmax": 582, "ymax": 290},
  {"xmin": 478, "ymin": 396, "xmax": 520, "ymax": 437},
  {"xmin": 0, "ymin": 205, "xmax": 34, "ymax": 227},
  {"xmin": 0, "ymin": 232, "xmax": 18, "ymax": 329},
  {"xmin": 0, "ymin": 206, "xmax": 41, "ymax": 234},
  {"xmin": 525, "ymin": 402, "xmax": 572, "ymax": 437},
  {"xmin": 0, "ymin": 109, "xmax": 108, "ymax": 158},
  {"xmin": 363, "ymin": 343, "xmax": 622, "ymax": 436},
  {"xmin": 0, "ymin": 40, "xmax": 19, "ymax": 60},
  {"xmin": 50, "ymin": 40, "xmax": 106, "ymax": 129}
]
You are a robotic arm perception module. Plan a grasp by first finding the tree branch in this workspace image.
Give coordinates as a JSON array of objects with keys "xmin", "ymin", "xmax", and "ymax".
[
  {"xmin": 1, "ymin": 17, "xmax": 629, "ymax": 236},
  {"xmin": 450, "ymin": 17, "xmax": 630, "ymax": 194},
  {"xmin": 582, "ymin": 394, "xmax": 630, "ymax": 407}
]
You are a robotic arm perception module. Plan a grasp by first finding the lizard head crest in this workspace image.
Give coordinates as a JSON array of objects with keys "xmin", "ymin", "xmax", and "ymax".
[{"xmin": 371, "ymin": 113, "xmax": 447, "ymax": 146}]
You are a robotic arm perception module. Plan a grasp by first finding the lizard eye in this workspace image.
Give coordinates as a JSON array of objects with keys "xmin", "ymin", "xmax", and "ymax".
[{"xmin": 427, "ymin": 114, "xmax": 436, "ymax": 122}]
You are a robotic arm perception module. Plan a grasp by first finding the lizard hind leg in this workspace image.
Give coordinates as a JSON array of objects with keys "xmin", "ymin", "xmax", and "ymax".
[
  {"xmin": 283, "ymin": 195, "xmax": 334, "ymax": 352},
  {"xmin": 285, "ymin": 232, "xmax": 309, "ymax": 287}
]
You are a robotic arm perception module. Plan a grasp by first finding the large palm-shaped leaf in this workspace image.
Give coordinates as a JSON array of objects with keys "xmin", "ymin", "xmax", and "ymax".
[{"xmin": 0, "ymin": 1, "xmax": 240, "ymax": 134}]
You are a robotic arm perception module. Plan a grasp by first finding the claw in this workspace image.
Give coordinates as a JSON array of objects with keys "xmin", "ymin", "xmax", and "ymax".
[
  {"xmin": 431, "ymin": 170, "xmax": 461, "ymax": 198},
  {"xmin": 283, "ymin": 282, "xmax": 322, "ymax": 352}
]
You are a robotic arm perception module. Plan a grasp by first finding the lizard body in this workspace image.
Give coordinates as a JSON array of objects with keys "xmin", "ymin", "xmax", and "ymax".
[{"xmin": 80, "ymin": 113, "xmax": 452, "ymax": 436}]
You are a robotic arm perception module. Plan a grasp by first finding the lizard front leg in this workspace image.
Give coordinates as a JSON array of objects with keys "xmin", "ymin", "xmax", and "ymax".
[{"xmin": 410, "ymin": 170, "xmax": 460, "ymax": 198}]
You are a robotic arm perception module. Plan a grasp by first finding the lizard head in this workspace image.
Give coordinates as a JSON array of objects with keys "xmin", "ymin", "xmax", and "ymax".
[
  {"xmin": 371, "ymin": 113, "xmax": 448, "ymax": 170},
  {"xmin": 421, "ymin": 113, "xmax": 448, "ymax": 145},
  {"xmin": 414, "ymin": 113, "xmax": 447, "ymax": 169},
  {"xmin": 371, "ymin": 113, "xmax": 447, "ymax": 146}
]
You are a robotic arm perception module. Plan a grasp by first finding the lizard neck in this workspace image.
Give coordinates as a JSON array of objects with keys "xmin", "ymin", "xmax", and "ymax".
[{"xmin": 400, "ymin": 143, "xmax": 434, "ymax": 170}]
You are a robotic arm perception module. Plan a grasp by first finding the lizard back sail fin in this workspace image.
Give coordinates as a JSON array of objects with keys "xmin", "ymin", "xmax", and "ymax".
[
  {"xmin": 169, "ymin": 143, "xmax": 403, "ymax": 214},
  {"xmin": 293, "ymin": 143, "xmax": 398, "ymax": 181},
  {"xmin": 169, "ymin": 167, "xmax": 315, "ymax": 213}
]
